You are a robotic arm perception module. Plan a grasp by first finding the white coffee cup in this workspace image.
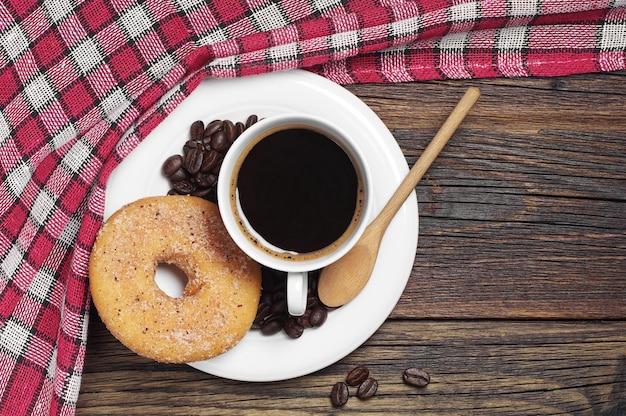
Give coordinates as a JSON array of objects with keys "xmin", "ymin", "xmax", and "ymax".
[{"xmin": 217, "ymin": 113, "xmax": 373, "ymax": 316}]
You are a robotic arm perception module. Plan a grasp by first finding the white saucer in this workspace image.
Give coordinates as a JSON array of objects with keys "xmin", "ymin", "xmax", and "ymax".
[{"xmin": 104, "ymin": 70, "xmax": 418, "ymax": 381}]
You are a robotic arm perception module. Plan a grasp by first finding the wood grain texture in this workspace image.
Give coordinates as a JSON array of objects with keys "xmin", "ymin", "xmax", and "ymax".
[
  {"xmin": 79, "ymin": 316, "xmax": 626, "ymax": 415},
  {"xmin": 345, "ymin": 74, "xmax": 626, "ymax": 320},
  {"xmin": 78, "ymin": 71, "xmax": 626, "ymax": 414}
]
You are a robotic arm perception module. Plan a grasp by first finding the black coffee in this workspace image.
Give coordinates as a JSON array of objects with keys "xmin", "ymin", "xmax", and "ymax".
[{"xmin": 237, "ymin": 127, "xmax": 359, "ymax": 254}]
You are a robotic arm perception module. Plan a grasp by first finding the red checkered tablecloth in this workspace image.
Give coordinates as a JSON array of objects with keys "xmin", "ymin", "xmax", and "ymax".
[{"xmin": 0, "ymin": 0, "xmax": 624, "ymax": 414}]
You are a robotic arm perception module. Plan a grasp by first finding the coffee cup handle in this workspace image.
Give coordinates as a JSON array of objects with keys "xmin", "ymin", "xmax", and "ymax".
[{"xmin": 286, "ymin": 271, "xmax": 308, "ymax": 316}]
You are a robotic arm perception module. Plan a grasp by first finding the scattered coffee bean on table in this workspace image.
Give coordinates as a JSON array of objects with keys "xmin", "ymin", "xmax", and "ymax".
[
  {"xmin": 329, "ymin": 365, "xmax": 431, "ymax": 407},
  {"xmin": 356, "ymin": 377, "xmax": 378, "ymax": 399},
  {"xmin": 346, "ymin": 365, "xmax": 369, "ymax": 386},
  {"xmin": 403, "ymin": 367, "xmax": 430, "ymax": 387},
  {"xmin": 330, "ymin": 381, "xmax": 349, "ymax": 407},
  {"xmin": 330, "ymin": 365, "xmax": 377, "ymax": 406}
]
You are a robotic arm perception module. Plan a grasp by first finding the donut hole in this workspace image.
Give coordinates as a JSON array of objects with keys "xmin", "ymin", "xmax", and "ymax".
[{"xmin": 155, "ymin": 263, "xmax": 189, "ymax": 298}]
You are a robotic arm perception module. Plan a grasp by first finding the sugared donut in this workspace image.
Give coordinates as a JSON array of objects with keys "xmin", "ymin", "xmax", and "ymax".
[{"xmin": 89, "ymin": 196, "xmax": 262, "ymax": 363}]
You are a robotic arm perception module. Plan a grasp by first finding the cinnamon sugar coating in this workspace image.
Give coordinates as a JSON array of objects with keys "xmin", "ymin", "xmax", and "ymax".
[{"xmin": 89, "ymin": 196, "xmax": 262, "ymax": 363}]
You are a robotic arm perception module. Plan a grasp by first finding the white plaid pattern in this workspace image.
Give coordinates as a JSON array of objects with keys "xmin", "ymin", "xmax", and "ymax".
[
  {"xmin": 28, "ymin": 267, "xmax": 57, "ymax": 303},
  {"xmin": 268, "ymin": 42, "xmax": 302, "ymax": 65},
  {"xmin": 497, "ymin": 25, "xmax": 529, "ymax": 51},
  {"xmin": 312, "ymin": 0, "xmax": 345, "ymax": 15},
  {"xmin": 118, "ymin": 4, "xmax": 154, "ymax": 41},
  {"xmin": 0, "ymin": 319, "xmax": 31, "ymax": 359},
  {"xmin": 31, "ymin": 190, "xmax": 56, "ymax": 228},
  {"xmin": 0, "ymin": 25, "xmax": 29, "ymax": 61},
  {"xmin": 101, "ymin": 88, "xmax": 134, "ymax": 124},
  {"xmin": 448, "ymin": 2, "xmax": 480, "ymax": 23},
  {"xmin": 0, "ymin": 112, "xmax": 10, "ymax": 142},
  {"xmin": 1, "ymin": 245, "xmax": 24, "ymax": 282},
  {"xmin": 251, "ymin": 3, "xmax": 290, "ymax": 31},
  {"xmin": 61, "ymin": 140, "xmax": 92, "ymax": 176},
  {"xmin": 24, "ymin": 74, "xmax": 57, "ymax": 113},
  {"xmin": 389, "ymin": 16, "xmax": 423, "ymax": 40},
  {"xmin": 70, "ymin": 38, "xmax": 104, "ymax": 76},
  {"xmin": 602, "ymin": 23, "xmax": 626, "ymax": 49},
  {"xmin": 510, "ymin": 0, "xmax": 540, "ymax": 16},
  {"xmin": 41, "ymin": 0, "xmax": 73, "ymax": 24},
  {"xmin": 439, "ymin": 32, "xmax": 473, "ymax": 79},
  {"xmin": 5, "ymin": 161, "xmax": 32, "ymax": 200}
]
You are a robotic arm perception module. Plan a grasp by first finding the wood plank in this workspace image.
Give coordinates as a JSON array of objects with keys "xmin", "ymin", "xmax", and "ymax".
[
  {"xmin": 346, "ymin": 72, "xmax": 626, "ymax": 133},
  {"xmin": 342, "ymin": 75, "xmax": 626, "ymax": 319},
  {"xmin": 78, "ymin": 316, "xmax": 626, "ymax": 415}
]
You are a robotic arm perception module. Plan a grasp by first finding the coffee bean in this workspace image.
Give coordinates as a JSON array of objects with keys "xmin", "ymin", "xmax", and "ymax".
[
  {"xmin": 194, "ymin": 172, "xmax": 216, "ymax": 188},
  {"xmin": 190, "ymin": 187, "xmax": 213, "ymax": 198},
  {"xmin": 269, "ymin": 298, "xmax": 287, "ymax": 315},
  {"xmin": 172, "ymin": 179, "xmax": 194, "ymax": 194},
  {"xmin": 210, "ymin": 130, "xmax": 229, "ymax": 152},
  {"xmin": 223, "ymin": 119, "xmax": 236, "ymax": 142},
  {"xmin": 283, "ymin": 318, "xmax": 304, "ymax": 339},
  {"xmin": 260, "ymin": 315, "xmax": 283, "ymax": 336},
  {"xmin": 308, "ymin": 304, "xmax": 327, "ymax": 327},
  {"xmin": 203, "ymin": 119, "xmax": 223, "ymax": 137},
  {"xmin": 245, "ymin": 114, "xmax": 258, "ymax": 128},
  {"xmin": 346, "ymin": 365, "xmax": 369, "ymax": 386},
  {"xmin": 183, "ymin": 139, "xmax": 201, "ymax": 151},
  {"xmin": 162, "ymin": 155, "xmax": 183, "ymax": 176},
  {"xmin": 357, "ymin": 377, "xmax": 378, "ymax": 399},
  {"xmin": 210, "ymin": 158, "xmax": 223, "ymax": 175},
  {"xmin": 330, "ymin": 382, "xmax": 349, "ymax": 407},
  {"xmin": 270, "ymin": 288, "xmax": 285, "ymax": 303},
  {"xmin": 236, "ymin": 121, "xmax": 245, "ymax": 136},
  {"xmin": 253, "ymin": 303, "xmax": 271, "ymax": 327},
  {"xmin": 190, "ymin": 120, "xmax": 204, "ymax": 140},
  {"xmin": 184, "ymin": 148, "xmax": 203, "ymax": 174},
  {"xmin": 168, "ymin": 167, "xmax": 188, "ymax": 182},
  {"xmin": 296, "ymin": 310, "xmax": 312, "ymax": 328},
  {"xmin": 200, "ymin": 150, "xmax": 220, "ymax": 173},
  {"xmin": 403, "ymin": 367, "xmax": 430, "ymax": 387}
]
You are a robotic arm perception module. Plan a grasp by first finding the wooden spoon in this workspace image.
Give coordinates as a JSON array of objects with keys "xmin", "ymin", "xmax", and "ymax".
[{"xmin": 318, "ymin": 87, "xmax": 481, "ymax": 307}]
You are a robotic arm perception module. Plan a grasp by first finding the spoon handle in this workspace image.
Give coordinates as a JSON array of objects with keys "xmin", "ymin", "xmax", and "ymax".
[{"xmin": 370, "ymin": 87, "xmax": 481, "ymax": 234}]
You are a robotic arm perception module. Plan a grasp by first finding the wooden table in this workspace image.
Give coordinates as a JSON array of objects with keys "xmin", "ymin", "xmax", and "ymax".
[{"xmin": 77, "ymin": 71, "xmax": 626, "ymax": 415}]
